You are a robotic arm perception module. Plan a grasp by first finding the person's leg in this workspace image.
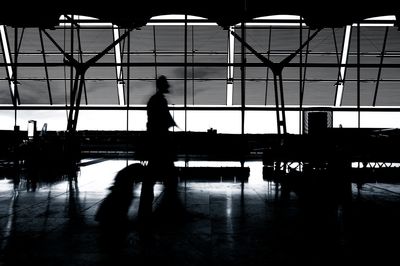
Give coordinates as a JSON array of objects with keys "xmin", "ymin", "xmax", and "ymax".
[{"xmin": 138, "ymin": 170, "xmax": 155, "ymax": 221}]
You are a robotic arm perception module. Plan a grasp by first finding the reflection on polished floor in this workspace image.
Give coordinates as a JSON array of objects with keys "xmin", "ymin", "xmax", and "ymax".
[{"xmin": 1, "ymin": 160, "xmax": 400, "ymax": 265}]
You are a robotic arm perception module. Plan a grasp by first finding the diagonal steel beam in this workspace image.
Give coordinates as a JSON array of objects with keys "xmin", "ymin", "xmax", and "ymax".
[
  {"xmin": 0, "ymin": 25, "xmax": 19, "ymax": 106},
  {"xmin": 41, "ymin": 28, "xmax": 79, "ymax": 68},
  {"xmin": 113, "ymin": 26, "xmax": 125, "ymax": 106},
  {"xmin": 230, "ymin": 29, "xmax": 277, "ymax": 71},
  {"xmin": 373, "ymin": 26, "xmax": 389, "ymax": 106},
  {"xmin": 76, "ymin": 25, "xmax": 88, "ymax": 105},
  {"xmin": 39, "ymin": 29, "xmax": 53, "ymax": 105},
  {"xmin": 334, "ymin": 25, "xmax": 352, "ymax": 106},
  {"xmin": 85, "ymin": 28, "xmax": 133, "ymax": 67},
  {"xmin": 300, "ymin": 29, "xmax": 311, "ymax": 107},
  {"xmin": 230, "ymin": 28, "xmax": 321, "ymax": 74},
  {"xmin": 70, "ymin": 74, "xmax": 86, "ymax": 131},
  {"xmin": 67, "ymin": 71, "xmax": 81, "ymax": 131},
  {"xmin": 11, "ymin": 27, "xmax": 23, "ymax": 105},
  {"xmin": 280, "ymin": 28, "xmax": 321, "ymax": 67}
]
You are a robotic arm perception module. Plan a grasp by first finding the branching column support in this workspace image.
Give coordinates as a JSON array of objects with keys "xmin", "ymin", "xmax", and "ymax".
[
  {"xmin": 41, "ymin": 26, "xmax": 133, "ymax": 132},
  {"xmin": 230, "ymin": 28, "xmax": 321, "ymax": 135}
]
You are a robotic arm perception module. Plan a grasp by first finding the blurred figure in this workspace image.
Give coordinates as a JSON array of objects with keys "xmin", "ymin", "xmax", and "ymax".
[
  {"xmin": 95, "ymin": 163, "xmax": 145, "ymax": 229},
  {"xmin": 138, "ymin": 75, "xmax": 178, "ymax": 222}
]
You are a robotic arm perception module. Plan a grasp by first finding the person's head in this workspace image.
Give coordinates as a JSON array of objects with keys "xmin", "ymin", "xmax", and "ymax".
[{"xmin": 156, "ymin": 75, "xmax": 170, "ymax": 93}]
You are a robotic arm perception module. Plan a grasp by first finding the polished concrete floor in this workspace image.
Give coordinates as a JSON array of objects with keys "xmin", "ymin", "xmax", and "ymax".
[{"xmin": 1, "ymin": 160, "xmax": 400, "ymax": 265}]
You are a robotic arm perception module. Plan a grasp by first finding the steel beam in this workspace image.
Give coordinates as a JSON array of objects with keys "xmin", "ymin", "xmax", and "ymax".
[
  {"xmin": 0, "ymin": 25, "xmax": 20, "ymax": 106},
  {"xmin": 3, "ymin": 105, "xmax": 400, "ymax": 112},
  {"xmin": 264, "ymin": 26, "xmax": 272, "ymax": 105},
  {"xmin": 334, "ymin": 25, "xmax": 352, "ymax": 106},
  {"xmin": 240, "ymin": 22, "xmax": 246, "ymax": 135},
  {"xmin": 1, "ymin": 62, "xmax": 400, "ymax": 68},
  {"xmin": 39, "ymin": 29, "xmax": 53, "ymax": 105},
  {"xmin": 373, "ymin": 27, "xmax": 389, "ymax": 106},
  {"xmin": 76, "ymin": 25, "xmax": 88, "ymax": 104},
  {"xmin": 113, "ymin": 26, "xmax": 125, "ymax": 106}
]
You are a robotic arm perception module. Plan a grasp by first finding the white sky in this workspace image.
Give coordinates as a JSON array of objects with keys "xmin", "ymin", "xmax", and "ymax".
[{"xmin": 2, "ymin": 109, "xmax": 400, "ymax": 134}]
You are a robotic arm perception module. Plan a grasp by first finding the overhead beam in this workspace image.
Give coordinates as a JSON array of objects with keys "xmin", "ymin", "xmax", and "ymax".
[
  {"xmin": 2, "ymin": 62, "xmax": 400, "ymax": 68},
  {"xmin": 3, "ymin": 105, "xmax": 400, "ymax": 112}
]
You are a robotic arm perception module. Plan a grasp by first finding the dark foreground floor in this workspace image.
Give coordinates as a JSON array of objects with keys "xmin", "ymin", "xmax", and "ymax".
[{"xmin": 1, "ymin": 160, "xmax": 400, "ymax": 265}]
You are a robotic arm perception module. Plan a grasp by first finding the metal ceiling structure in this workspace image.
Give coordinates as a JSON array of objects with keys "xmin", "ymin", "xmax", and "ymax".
[{"xmin": 0, "ymin": 2, "xmax": 400, "ymax": 133}]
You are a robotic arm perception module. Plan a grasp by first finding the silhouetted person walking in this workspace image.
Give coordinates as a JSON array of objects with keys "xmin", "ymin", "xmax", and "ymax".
[{"xmin": 138, "ymin": 75, "xmax": 178, "ymax": 222}]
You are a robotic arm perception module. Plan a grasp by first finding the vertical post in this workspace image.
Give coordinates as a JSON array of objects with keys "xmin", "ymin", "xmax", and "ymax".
[
  {"xmin": 240, "ymin": 21, "xmax": 246, "ymax": 191},
  {"xmin": 299, "ymin": 19, "xmax": 303, "ymax": 135},
  {"xmin": 184, "ymin": 15, "xmax": 188, "ymax": 132},
  {"xmin": 357, "ymin": 23, "xmax": 360, "ymax": 128},
  {"xmin": 184, "ymin": 16, "xmax": 188, "ymax": 168},
  {"xmin": 192, "ymin": 26, "xmax": 195, "ymax": 105},
  {"xmin": 127, "ymin": 31, "xmax": 130, "ymax": 132},
  {"xmin": 126, "ymin": 31, "xmax": 130, "ymax": 163},
  {"xmin": 13, "ymin": 28, "xmax": 18, "ymax": 102},
  {"xmin": 70, "ymin": 15, "xmax": 74, "ymax": 110},
  {"xmin": 14, "ymin": 27, "xmax": 18, "ymax": 125},
  {"xmin": 240, "ymin": 22, "xmax": 246, "ymax": 135},
  {"xmin": 227, "ymin": 26, "xmax": 234, "ymax": 106},
  {"xmin": 14, "ymin": 106, "xmax": 17, "ymax": 127},
  {"xmin": 153, "ymin": 26, "xmax": 158, "ymax": 79}
]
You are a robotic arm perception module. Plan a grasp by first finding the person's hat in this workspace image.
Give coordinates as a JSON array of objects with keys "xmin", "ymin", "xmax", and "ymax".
[{"xmin": 156, "ymin": 75, "xmax": 170, "ymax": 91}]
